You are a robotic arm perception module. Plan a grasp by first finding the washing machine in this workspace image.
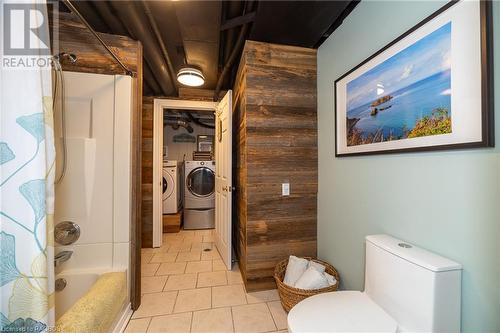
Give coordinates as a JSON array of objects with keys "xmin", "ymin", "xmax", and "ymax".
[
  {"xmin": 163, "ymin": 160, "xmax": 182, "ymax": 214},
  {"xmin": 184, "ymin": 160, "xmax": 215, "ymax": 229}
]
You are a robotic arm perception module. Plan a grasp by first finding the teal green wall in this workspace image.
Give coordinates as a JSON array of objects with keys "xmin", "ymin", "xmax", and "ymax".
[{"xmin": 317, "ymin": 1, "xmax": 500, "ymax": 332}]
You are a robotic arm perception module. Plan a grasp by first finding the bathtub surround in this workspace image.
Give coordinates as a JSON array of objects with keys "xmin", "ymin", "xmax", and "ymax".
[
  {"xmin": 0, "ymin": 1, "xmax": 55, "ymax": 329},
  {"xmin": 52, "ymin": 72, "xmax": 133, "ymax": 331},
  {"xmin": 317, "ymin": 1, "xmax": 500, "ymax": 332},
  {"xmin": 50, "ymin": 11, "xmax": 144, "ymax": 310}
]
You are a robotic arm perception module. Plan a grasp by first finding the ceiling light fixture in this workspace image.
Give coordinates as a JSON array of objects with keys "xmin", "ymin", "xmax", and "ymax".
[{"xmin": 177, "ymin": 67, "xmax": 205, "ymax": 87}]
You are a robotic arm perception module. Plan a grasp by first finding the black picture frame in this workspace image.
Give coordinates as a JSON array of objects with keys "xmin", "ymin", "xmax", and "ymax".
[{"xmin": 334, "ymin": 0, "xmax": 494, "ymax": 157}]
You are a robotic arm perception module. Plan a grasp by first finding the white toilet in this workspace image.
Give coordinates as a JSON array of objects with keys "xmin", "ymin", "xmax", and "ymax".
[{"xmin": 287, "ymin": 234, "xmax": 462, "ymax": 333}]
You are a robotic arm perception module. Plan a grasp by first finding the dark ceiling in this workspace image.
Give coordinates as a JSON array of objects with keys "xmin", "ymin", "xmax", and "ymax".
[{"xmin": 64, "ymin": 0, "xmax": 358, "ymax": 98}]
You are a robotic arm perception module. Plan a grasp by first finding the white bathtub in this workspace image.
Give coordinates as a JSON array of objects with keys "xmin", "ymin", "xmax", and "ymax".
[
  {"xmin": 55, "ymin": 269, "xmax": 102, "ymax": 320},
  {"xmin": 55, "ymin": 268, "xmax": 132, "ymax": 333}
]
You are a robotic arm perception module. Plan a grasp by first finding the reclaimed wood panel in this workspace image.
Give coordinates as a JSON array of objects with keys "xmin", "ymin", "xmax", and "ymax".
[
  {"xmin": 163, "ymin": 212, "xmax": 183, "ymax": 233},
  {"xmin": 244, "ymin": 41, "xmax": 317, "ymax": 70},
  {"xmin": 232, "ymin": 94, "xmax": 247, "ymax": 282},
  {"xmin": 245, "ymin": 240, "xmax": 317, "ymax": 292},
  {"xmin": 51, "ymin": 12, "xmax": 139, "ymax": 75},
  {"xmin": 233, "ymin": 41, "xmax": 317, "ymax": 291},
  {"xmin": 245, "ymin": 105, "xmax": 317, "ymax": 129},
  {"xmin": 130, "ymin": 42, "xmax": 143, "ymax": 312},
  {"xmin": 142, "ymin": 97, "xmax": 154, "ymax": 248},
  {"xmin": 246, "ymin": 217, "xmax": 317, "ymax": 244}
]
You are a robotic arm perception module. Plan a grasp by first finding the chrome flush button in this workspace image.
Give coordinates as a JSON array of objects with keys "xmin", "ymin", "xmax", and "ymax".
[{"xmin": 398, "ymin": 243, "xmax": 412, "ymax": 249}]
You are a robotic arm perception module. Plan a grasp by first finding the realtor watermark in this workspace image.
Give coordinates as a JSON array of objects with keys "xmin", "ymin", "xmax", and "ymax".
[{"xmin": 1, "ymin": 1, "xmax": 58, "ymax": 69}]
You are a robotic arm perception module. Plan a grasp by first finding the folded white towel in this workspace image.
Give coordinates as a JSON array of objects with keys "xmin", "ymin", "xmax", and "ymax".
[
  {"xmin": 324, "ymin": 272, "xmax": 337, "ymax": 286},
  {"xmin": 283, "ymin": 256, "xmax": 309, "ymax": 286},
  {"xmin": 308, "ymin": 260, "xmax": 326, "ymax": 273},
  {"xmin": 294, "ymin": 266, "xmax": 330, "ymax": 290}
]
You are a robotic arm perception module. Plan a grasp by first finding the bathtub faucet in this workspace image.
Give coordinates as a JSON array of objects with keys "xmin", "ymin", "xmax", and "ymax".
[{"xmin": 54, "ymin": 251, "xmax": 73, "ymax": 267}]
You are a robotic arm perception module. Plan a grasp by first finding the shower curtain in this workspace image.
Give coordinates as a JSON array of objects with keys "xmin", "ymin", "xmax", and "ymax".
[{"xmin": 0, "ymin": 1, "xmax": 55, "ymax": 331}]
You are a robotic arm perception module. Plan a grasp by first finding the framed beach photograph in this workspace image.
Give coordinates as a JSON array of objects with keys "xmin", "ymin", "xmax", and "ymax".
[{"xmin": 334, "ymin": 0, "xmax": 494, "ymax": 156}]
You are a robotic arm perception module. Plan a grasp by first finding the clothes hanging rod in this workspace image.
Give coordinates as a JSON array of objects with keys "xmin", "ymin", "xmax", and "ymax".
[{"xmin": 62, "ymin": 0, "xmax": 136, "ymax": 77}]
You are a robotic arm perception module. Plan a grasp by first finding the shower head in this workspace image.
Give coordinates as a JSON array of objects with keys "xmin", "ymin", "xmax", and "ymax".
[{"xmin": 54, "ymin": 52, "xmax": 77, "ymax": 63}]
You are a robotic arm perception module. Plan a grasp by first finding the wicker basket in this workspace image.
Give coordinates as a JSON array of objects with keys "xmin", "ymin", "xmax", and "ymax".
[{"xmin": 274, "ymin": 257, "xmax": 340, "ymax": 312}]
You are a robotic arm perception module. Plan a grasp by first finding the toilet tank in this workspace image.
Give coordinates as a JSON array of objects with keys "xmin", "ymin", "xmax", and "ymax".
[{"xmin": 364, "ymin": 235, "xmax": 462, "ymax": 333}]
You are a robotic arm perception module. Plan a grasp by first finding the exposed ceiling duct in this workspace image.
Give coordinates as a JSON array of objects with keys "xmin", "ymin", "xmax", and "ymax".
[
  {"xmin": 214, "ymin": 23, "xmax": 248, "ymax": 101},
  {"xmin": 68, "ymin": 1, "xmax": 108, "ymax": 32},
  {"xmin": 219, "ymin": 1, "xmax": 245, "ymax": 89},
  {"xmin": 142, "ymin": 1, "xmax": 178, "ymax": 94},
  {"xmin": 164, "ymin": 109, "xmax": 215, "ymax": 132},
  {"xmin": 164, "ymin": 119, "xmax": 194, "ymax": 133},
  {"xmin": 186, "ymin": 112, "xmax": 215, "ymax": 129},
  {"xmin": 66, "ymin": 1, "xmax": 359, "ymax": 97},
  {"xmin": 214, "ymin": 0, "xmax": 255, "ymax": 102},
  {"xmin": 91, "ymin": 1, "xmax": 128, "ymax": 36},
  {"xmin": 143, "ymin": 61, "xmax": 162, "ymax": 96},
  {"xmin": 108, "ymin": 1, "xmax": 176, "ymax": 95}
]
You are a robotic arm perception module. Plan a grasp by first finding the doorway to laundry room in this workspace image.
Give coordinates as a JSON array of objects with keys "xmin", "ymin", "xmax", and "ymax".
[
  {"xmin": 163, "ymin": 109, "xmax": 215, "ymax": 231},
  {"xmin": 152, "ymin": 93, "xmax": 233, "ymax": 270}
]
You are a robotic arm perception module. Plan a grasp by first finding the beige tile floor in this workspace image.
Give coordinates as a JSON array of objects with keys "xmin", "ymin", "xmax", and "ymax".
[{"xmin": 125, "ymin": 229, "xmax": 289, "ymax": 333}]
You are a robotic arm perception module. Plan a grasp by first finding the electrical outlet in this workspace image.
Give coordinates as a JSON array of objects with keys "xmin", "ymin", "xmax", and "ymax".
[{"xmin": 282, "ymin": 183, "xmax": 290, "ymax": 196}]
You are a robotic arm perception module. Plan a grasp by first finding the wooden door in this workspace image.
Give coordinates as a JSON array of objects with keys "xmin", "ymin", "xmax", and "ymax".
[{"xmin": 215, "ymin": 91, "xmax": 232, "ymax": 269}]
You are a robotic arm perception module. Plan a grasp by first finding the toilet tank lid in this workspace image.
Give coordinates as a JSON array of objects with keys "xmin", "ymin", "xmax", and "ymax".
[{"xmin": 366, "ymin": 235, "xmax": 462, "ymax": 272}]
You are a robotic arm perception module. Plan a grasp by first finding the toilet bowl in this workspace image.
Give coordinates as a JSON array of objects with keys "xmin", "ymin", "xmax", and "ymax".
[
  {"xmin": 287, "ymin": 235, "xmax": 462, "ymax": 333},
  {"xmin": 288, "ymin": 291, "xmax": 397, "ymax": 332}
]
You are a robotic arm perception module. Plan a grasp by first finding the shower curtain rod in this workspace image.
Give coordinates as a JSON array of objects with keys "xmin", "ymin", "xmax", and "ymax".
[{"xmin": 61, "ymin": 0, "xmax": 136, "ymax": 77}]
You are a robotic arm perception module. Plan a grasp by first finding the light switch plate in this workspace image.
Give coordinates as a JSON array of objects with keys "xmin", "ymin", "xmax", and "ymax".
[{"xmin": 282, "ymin": 183, "xmax": 290, "ymax": 196}]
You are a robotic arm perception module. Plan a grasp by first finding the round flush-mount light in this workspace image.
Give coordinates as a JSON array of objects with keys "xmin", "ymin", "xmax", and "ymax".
[{"xmin": 177, "ymin": 67, "xmax": 205, "ymax": 87}]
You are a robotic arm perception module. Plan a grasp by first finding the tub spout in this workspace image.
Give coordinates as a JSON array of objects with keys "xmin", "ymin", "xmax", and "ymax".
[{"xmin": 54, "ymin": 251, "xmax": 73, "ymax": 267}]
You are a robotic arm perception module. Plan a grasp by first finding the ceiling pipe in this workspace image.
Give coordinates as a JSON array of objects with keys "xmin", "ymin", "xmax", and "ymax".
[
  {"xmin": 165, "ymin": 120, "xmax": 194, "ymax": 133},
  {"xmin": 214, "ymin": 0, "xmax": 254, "ymax": 101},
  {"xmin": 220, "ymin": 11, "xmax": 256, "ymax": 31},
  {"xmin": 91, "ymin": 2, "xmax": 162, "ymax": 95},
  {"xmin": 214, "ymin": 24, "xmax": 249, "ymax": 101},
  {"xmin": 92, "ymin": 1, "xmax": 165, "ymax": 94},
  {"xmin": 219, "ymin": 1, "xmax": 244, "ymax": 88},
  {"xmin": 69, "ymin": 1, "xmax": 109, "ymax": 33},
  {"xmin": 142, "ymin": 1, "xmax": 178, "ymax": 95},
  {"xmin": 109, "ymin": 2, "xmax": 175, "ymax": 95},
  {"xmin": 143, "ymin": 61, "xmax": 162, "ymax": 96},
  {"xmin": 185, "ymin": 112, "xmax": 215, "ymax": 129},
  {"xmin": 91, "ymin": 1, "xmax": 128, "ymax": 36},
  {"xmin": 221, "ymin": 1, "xmax": 244, "ymax": 63}
]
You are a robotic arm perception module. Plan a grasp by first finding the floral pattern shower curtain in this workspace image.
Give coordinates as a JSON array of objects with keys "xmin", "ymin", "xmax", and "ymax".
[{"xmin": 0, "ymin": 1, "xmax": 55, "ymax": 331}]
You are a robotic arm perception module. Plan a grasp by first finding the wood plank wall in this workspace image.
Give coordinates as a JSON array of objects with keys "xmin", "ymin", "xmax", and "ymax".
[
  {"xmin": 50, "ymin": 12, "xmax": 143, "ymax": 310},
  {"xmin": 141, "ymin": 96, "xmax": 155, "ymax": 248},
  {"xmin": 233, "ymin": 41, "xmax": 318, "ymax": 292}
]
